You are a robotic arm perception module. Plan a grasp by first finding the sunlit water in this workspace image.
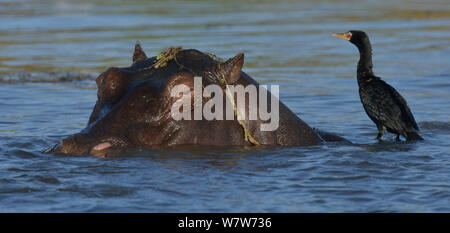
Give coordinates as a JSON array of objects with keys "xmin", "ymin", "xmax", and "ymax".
[{"xmin": 1, "ymin": 0, "xmax": 449, "ymax": 212}]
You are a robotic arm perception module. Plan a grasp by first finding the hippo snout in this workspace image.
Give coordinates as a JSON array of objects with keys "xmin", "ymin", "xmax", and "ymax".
[
  {"xmin": 50, "ymin": 134, "xmax": 91, "ymax": 155},
  {"xmin": 49, "ymin": 134, "xmax": 130, "ymax": 157}
]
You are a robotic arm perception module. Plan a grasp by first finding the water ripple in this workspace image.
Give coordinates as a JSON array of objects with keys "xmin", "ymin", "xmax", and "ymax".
[{"xmin": 0, "ymin": 0, "xmax": 450, "ymax": 212}]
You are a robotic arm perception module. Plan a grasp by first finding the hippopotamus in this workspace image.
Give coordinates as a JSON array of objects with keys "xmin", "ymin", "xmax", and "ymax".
[{"xmin": 50, "ymin": 43, "xmax": 347, "ymax": 157}]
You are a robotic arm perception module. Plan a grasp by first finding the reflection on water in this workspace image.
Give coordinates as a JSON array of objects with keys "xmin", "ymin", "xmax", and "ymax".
[{"xmin": 0, "ymin": 0, "xmax": 450, "ymax": 212}]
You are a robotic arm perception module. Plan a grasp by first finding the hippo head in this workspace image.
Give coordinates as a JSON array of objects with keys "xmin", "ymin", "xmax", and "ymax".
[{"xmin": 51, "ymin": 43, "xmax": 247, "ymax": 157}]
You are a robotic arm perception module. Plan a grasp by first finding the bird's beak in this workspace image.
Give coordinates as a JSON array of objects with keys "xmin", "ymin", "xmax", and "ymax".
[{"xmin": 332, "ymin": 32, "xmax": 351, "ymax": 41}]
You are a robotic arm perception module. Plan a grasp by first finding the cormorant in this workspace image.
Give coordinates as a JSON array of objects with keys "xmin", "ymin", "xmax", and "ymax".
[{"xmin": 333, "ymin": 30, "xmax": 423, "ymax": 141}]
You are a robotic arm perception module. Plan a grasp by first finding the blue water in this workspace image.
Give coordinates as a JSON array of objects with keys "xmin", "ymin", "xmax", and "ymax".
[{"xmin": 0, "ymin": 0, "xmax": 449, "ymax": 212}]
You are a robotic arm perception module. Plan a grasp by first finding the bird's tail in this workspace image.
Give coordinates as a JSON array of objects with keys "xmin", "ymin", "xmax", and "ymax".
[{"xmin": 405, "ymin": 131, "xmax": 424, "ymax": 141}]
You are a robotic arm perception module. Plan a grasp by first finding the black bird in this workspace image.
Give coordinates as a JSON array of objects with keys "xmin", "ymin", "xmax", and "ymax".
[{"xmin": 333, "ymin": 30, "xmax": 423, "ymax": 141}]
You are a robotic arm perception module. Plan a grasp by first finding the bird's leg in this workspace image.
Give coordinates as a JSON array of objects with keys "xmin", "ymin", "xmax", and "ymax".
[
  {"xmin": 395, "ymin": 134, "xmax": 401, "ymax": 141},
  {"xmin": 376, "ymin": 124, "xmax": 385, "ymax": 140},
  {"xmin": 376, "ymin": 132, "xmax": 383, "ymax": 140}
]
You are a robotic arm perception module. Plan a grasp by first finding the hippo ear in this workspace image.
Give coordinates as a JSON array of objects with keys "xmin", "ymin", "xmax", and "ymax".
[
  {"xmin": 221, "ymin": 53, "xmax": 244, "ymax": 84},
  {"xmin": 133, "ymin": 42, "xmax": 148, "ymax": 63}
]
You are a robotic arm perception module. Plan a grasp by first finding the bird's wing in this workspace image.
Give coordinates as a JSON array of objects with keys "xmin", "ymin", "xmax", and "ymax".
[
  {"xmin": 383, "ymin": 80, "xmax": 420, "ymax": 131},
  {"xmin": 359, "ymin": 78, "xmax": 418, "ymax": 134},
  {"xmin": 359, "ymin": 86, "xmax": 390, "ymax": 126},
  {"xmin": 361, "ymin": 81, "xmax": 403, "ymax": 131}
]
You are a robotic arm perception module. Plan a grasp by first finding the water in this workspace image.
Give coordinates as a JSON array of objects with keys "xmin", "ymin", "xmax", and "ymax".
[{"xmin": 1, "ymin": 0, "xmax": 450, "ymax": 212}]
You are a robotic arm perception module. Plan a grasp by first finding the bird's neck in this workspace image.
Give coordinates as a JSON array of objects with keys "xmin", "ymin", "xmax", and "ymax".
[{"xmin": 356, "ymin": 41, "xmax": 374, "ymax": 84}]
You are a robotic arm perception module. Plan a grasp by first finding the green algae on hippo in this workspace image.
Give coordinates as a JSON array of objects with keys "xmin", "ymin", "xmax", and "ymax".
[{"xmin": 50, "ymin": 43, "xmax": 347, "ymax": 157}]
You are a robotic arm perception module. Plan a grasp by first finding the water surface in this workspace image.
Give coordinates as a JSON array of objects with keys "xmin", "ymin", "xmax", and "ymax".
[{"xmin": 1, "ymin": 0, "xmax": 450, "ymax": 212}]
